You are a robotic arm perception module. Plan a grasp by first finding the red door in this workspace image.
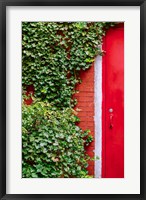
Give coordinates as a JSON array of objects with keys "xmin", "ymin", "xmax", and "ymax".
[{"xmin": 102, "ymin": 23, "xmax": 124, "ymax": 178}]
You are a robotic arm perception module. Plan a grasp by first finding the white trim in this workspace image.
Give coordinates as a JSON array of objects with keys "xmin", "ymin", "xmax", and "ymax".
[{"xmin": 94, "ymin": 55, "xmax": 102, "ymax": 178}]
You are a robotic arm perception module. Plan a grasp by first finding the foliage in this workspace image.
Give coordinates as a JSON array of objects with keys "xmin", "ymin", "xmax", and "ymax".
[
  {"xmin": 22, "ymin": 22, "xmax": 115, "ymax": 108},
  {"xmin": 22, "ymin": 99, "xmax": 93, "ymax": 178}
]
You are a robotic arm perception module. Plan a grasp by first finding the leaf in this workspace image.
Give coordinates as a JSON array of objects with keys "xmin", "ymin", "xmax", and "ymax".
[{"xmin": 32, "ymin": 173, "xmax": 38, "ymax": 178}]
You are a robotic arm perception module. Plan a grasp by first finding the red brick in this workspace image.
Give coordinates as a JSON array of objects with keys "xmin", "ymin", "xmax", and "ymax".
[
  {"xmin": 77, "ymin": 112, "xmax": 93, "ymax": 117},
  {"xmin": 78, "ymin": 121, "xmax": 94, "ymax": 128},
  {"xmin": 84, "ymin": 126, "xmax": 95, "ymax": 132},
  {"xmin": 87, "ymin": 165, "xmax": 94, "ymax": 171},
  {"xmin": 74, "ymin": 91, "xmax": 94, "ymax": 97},
  {"xmin": 78, "ymin": 102, "xmax": 94, "ymax": 108},
  {"xmin": 88, "ymin": 121, "xmax": 95, "ymax": 127},
  {"xmin": 79, "ymin": 106, "xmax": 94, "ymax": 112},
  {"xmin": 79, "ymin": 117, "xmax": 94, "ymax": 122},
  {"xmin": 77, "ymin": 96, "xmax": 94, "ymax": 102},
  {"xmin": 87, "ymin": 151, "xmax": 94, "ymax": 157},
  {"xmin": 85, "ymin": 145, "xmax": 94, "ymax": 152},
  {"xmin": 88, "ymin": 160, "xmax": 94, "ymax": 166},
  {"xmin": 87, "ymin": 166, "xmax": 94, "ymax": 176},
  {"xmin": 81, "ymin": 75, "xmax": 94, "ymax": 82},
  {"xmin": 78, "ymin": 81, "xmax": 94, "ymax": 88},
  {"xmin": 76, "ymin": 87, "xmax": 94, "ymax": 92},
  {"xmin": 89, "ymin": 141, "xmax": 95, "ymax": 147},
  {"xmin": 82, "ymin": 81, "xmax": 94, "ymax": 87}
]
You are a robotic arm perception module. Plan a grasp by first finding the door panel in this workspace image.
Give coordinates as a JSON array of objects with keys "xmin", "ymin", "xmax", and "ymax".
[{"xmin": 102, "ymin": 24, "xmax": 124, "ymax": 178}]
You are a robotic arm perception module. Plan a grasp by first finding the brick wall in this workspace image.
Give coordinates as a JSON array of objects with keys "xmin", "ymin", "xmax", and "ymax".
[{"xmin": 74, "ymin": 63, "xmax": 95, "ymax": 176}]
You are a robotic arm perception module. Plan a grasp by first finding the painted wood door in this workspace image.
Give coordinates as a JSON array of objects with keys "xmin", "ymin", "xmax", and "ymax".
[{"xmin": 102, "ymin": 23, "xmax": 124, "ymax": 178}]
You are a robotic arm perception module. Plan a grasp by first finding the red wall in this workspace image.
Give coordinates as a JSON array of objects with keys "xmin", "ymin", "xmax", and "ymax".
[{"xmin": 74, "ymin": 63, "xmax": 95, "ymax": 176}]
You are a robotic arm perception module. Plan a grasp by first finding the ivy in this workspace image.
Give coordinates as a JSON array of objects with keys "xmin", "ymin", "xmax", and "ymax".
[
  {"xmin": 22, "ymin": 22, "xmax": 115, "ymax": 108},
  {"xmin": 22, "ymin": 99, "xmax": 93, "ymax": 178}
]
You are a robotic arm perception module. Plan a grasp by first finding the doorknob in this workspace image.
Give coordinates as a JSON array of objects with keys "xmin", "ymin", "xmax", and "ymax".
[{"xmin": 109, "ymin": 108, "xmax": 113, "ymax": 113}]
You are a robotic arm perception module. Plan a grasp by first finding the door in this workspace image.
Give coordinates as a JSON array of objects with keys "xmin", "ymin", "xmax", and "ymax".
[{"xmin": 102, "ymin": 23, "xmax": 124, "ymax": 178}]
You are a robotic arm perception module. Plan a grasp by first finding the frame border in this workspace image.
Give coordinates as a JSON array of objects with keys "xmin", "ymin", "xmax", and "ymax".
[{"xmin": 0, "ymin": 0, "xmax": 145, "ymax": 199}]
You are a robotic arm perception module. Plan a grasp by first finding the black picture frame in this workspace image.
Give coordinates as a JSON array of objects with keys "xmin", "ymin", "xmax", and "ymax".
[{"xmin": 0, "ymin": 0, "xmax": 145, "ymax": 199}]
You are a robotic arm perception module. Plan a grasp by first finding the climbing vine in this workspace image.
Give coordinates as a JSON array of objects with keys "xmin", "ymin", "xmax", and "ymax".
[
  {"xmin": 22, "ymin": 22, "xmax": 115, "ymax": 178},
  {"xmin": 22, "ymin": 98, "xmax": 93, "ymax": 178},
  {"xmin": 22, "ymin": 22, "xmax": 115, "ymax": 108}
]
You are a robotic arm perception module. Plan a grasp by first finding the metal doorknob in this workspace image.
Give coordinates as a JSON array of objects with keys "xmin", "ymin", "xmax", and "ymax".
[{"xmin": 109, "ymin": 108, "xmax": 113, "ymax": 113}]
